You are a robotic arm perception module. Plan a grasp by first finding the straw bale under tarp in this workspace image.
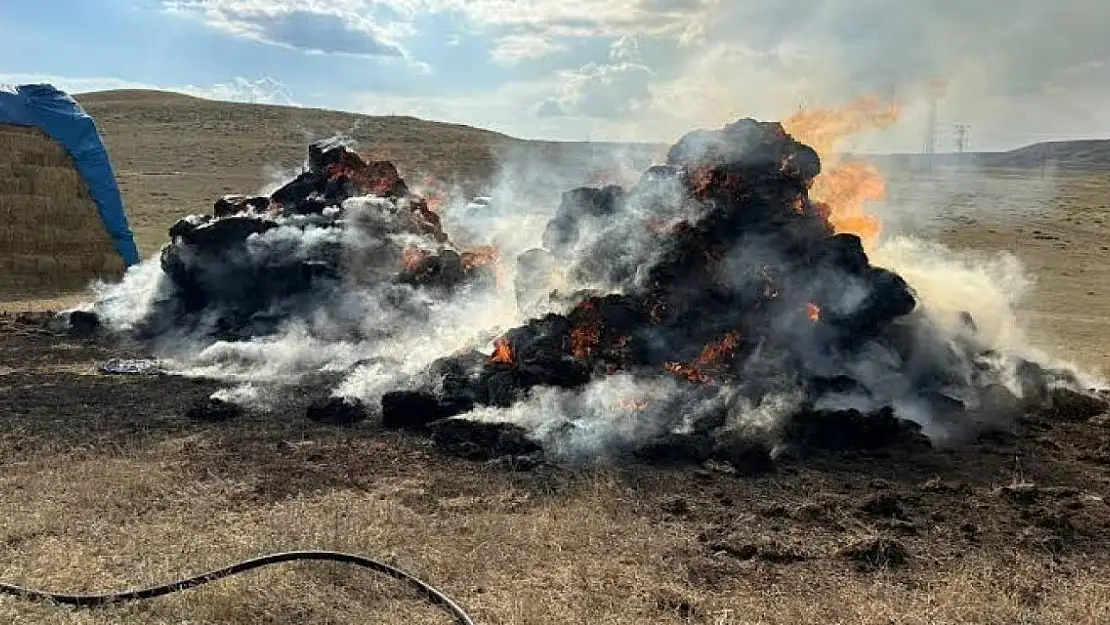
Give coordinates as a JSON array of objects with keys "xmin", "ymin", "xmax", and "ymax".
[{"xmin": 0, "ymin": 124, "xmax": 125, "ymax": 295}]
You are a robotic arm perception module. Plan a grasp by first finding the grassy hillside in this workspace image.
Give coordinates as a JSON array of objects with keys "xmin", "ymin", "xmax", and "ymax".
[
  {"xmin": 71, "ymin": 89, "xmax": 1110, "ymax": 255},
  {"xmin": 868, "ymin": 140, "xmax": 1110, "ymax": 172},
  {"xmin": 989, "ymin": 139, "xmax": 1110, "ymax": 169},
  {"xmin": 74, "ymin": 90, "xmax": 663, "ymax": 255}
]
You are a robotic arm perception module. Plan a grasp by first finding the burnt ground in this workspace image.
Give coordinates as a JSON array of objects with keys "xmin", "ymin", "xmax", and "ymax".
[{"xmin": 2, "ymin": 311, "xmax": 1110, "ymax": 624}]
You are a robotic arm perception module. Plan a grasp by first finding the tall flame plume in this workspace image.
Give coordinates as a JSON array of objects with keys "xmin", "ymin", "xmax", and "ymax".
[{"xmin": 783, "ymin": 96, "xmax": 900, "ymax": 247}]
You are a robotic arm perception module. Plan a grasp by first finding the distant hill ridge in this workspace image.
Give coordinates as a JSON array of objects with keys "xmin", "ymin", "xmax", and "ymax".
[
  {"xmin": 73, "ymin": 89, "xmax": 1110, "ymax": 181},
  {"xmin": 74, "ymin": 89, "xmax": 665, "ymax": 186}
]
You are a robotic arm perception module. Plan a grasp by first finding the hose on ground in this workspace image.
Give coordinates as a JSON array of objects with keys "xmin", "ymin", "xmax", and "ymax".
[{"xmin": 0, "ymin": 550, "xmax": 475, "ymax": 625}]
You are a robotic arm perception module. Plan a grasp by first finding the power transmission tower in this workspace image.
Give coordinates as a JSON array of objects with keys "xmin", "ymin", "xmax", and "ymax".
[
  {"xmin": 924, "ymin": 93, "xmax": 938, "ymax": 171},
  {"xmin": 954, "ymin": 124, "xmax": 970, "ymax": 166},
  {"xmin": 923, "ymin": 79, "xmax": 947, "ymax": 172}
]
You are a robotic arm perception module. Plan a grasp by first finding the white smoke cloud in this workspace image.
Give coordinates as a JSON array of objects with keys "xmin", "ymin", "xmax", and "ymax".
[
  {"xmin": 91, "ymin": 188, "xmax": 530, "ymax": 408},
  {"xmin": 460, "ymin": 373, "xmax": 693, "ymax": 460}
]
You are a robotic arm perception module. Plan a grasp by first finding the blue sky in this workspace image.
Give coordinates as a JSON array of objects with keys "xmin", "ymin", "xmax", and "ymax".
[{"xmin": 3, "ymin": 0, "xmax": 1109, "ymax": 151}]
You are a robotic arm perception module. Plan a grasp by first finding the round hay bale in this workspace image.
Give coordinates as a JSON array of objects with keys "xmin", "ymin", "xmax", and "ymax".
[
  {"xmin": 30, "ymin": 166, "xmax": 84, "ymax": 195},
  {"xmin": 100, "ymin": 251, "xmax": 125, "ymax": 274},
  {"xmin": 0, "ymin": 176, "xmax": 32, "ymax": 195},
  {"xmin": 0, "ymin": 123, "xmax": 126, "ymax": 296},
  {"xmin": 57, "ymin": 254, "xmax": 88, "ymax": 274},
  {"xmin": 35, "ymin": 255, "xmax": 59, "ymax": 274},
  {"xmin": 9, "ymin": 254, "xmax": 39, "ymax": 275},
  {"xmin": 30, "ymin": 151, "xmax": 74, "ymax": 168}
]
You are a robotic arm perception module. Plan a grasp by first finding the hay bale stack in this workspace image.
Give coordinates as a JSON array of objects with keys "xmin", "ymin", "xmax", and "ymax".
[{"xmin": 0, "ymin": 124, "xmax": 126, "ymax": 295}]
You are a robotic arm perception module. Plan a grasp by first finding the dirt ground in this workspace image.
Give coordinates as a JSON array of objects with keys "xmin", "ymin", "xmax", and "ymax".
[{"xmin": 3, "ymin": 94, "xmax": 1110, "ymax": 623}]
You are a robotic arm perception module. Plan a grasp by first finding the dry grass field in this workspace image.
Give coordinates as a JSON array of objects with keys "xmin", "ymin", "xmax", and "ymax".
[
  {"xmin": 74, "ymin": 90, "xmax": 661, "ymax": 259},
  {"xmin": 2, "ymin": 91, "xmax": 1110, "ymax": 624}
]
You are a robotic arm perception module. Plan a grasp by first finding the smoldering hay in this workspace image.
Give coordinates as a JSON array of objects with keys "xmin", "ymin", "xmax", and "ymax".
[{"xmin": 79, "ymin": 119, "xmax": 1107, "ymax": 469}]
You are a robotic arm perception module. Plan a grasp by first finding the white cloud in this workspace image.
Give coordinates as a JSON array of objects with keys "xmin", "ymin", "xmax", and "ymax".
[
  {"xmin": 408, "ymin": 0, "xmax": 711, "ymax": 40},
  {"xmin": 163, "ymin": 0, "xmax": 412, "ymax": 58},
  {"xmin": 608, "ymin": 35, "xmax": 642, "ymax": 64},
  {"xmin": 538, "ymin": 62, "xmax": 653, "ymax": 119},
  {"xmin": 351, "ymin": 77, "xmax": 555, "ymax": 132},
  {"xmin": 489, "ymin": 33, "xmax": 566, "ymax": 65},
  {"xmin": 345, "ymin": 76, "xmax": 646, "ymax": 142},
  {"xmin": 536, "ymin": 35, "xmax": 653, "ymax": 119}
]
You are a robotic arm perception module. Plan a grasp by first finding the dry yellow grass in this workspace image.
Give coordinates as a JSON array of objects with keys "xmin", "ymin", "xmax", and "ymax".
[
  {"xmin": 0, "ymin": 448, "xmax": 1104, "ymax": 625},
  {"xmin": 931, "ymin": 168, "xmax": 1110, "ymax": 376},
  {"xmin": 0, "ymin": 124, "xmax": 125, "ymax": 298},
  {"xmin": 72, "ymin": 90, "xmax": 660, "ymax": 257}
]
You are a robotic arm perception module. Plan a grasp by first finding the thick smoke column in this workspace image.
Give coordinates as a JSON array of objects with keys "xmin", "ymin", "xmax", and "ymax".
[{"xmin": 374, "ymin": 118, "xmax": 1094, "ymax": 464}]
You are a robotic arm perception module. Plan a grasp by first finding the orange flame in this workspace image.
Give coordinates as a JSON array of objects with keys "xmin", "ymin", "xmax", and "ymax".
[
  {"xmin": 414, "ymin": 173, "xmax": 448, "ymax": 213},
  {"xmin": 425, "ymin": 193, "xmax": 445, "ymax": 213},
  {"xmin": 783, "ymin": 96, "xmax": 900, "ymax": 157},
  {"xmin": 694, "ymin": 331, "xmax": 740, "ymax": 367},
  {"xmin": 402, "ymin": 247, "xmax": 432, "ymax": 272},
  {"xmin": 810, "ymin": 161, "xmax": 885, "ymax": 242},
  {"xmin": 783, "ymin": 96, "xmax": 900, "ymax": 246},
  {"xmin": 571, "ymin": 325, "xmax": 601, "ymax": 361},
  {"xmin": 790, "ymin": 195, "xmax": 806, "ymax": 216},
  {"xmin": 569, "ymin": 300, "xmax": 602, "ymax": 361},
  {"xmin": 490, "ymin": 337, "xmax": 513, "ymax": 364},
  {"xmin": 327, "ymin": 158, "xmax": 402, "ymax": 197},
  {"xmin": 689, "ymin": 166, "xmax": 716, "ymax": 200},
  {"xmin": 664, "ymin": 331, "xmax": 741, "ymax": 384},
  {"xmin": 460, "ymin": 245, "xmax": 498, "ymax": 268},
  {"xmin": 664, "ymin": 362, "xmax": 712, "ymax": 385},
  {"xmin": 807, "ymin": 302, "xmax": 821, "ymax": 322},
  {"xmin": 461, "ymin": 246, "xmax": 508, "ymax": 289}
]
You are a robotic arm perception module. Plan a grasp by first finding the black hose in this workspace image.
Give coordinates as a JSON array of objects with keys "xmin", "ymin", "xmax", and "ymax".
[{"xmin": 0, "ymin": 550, "xmax": 475, "ymax": 625}]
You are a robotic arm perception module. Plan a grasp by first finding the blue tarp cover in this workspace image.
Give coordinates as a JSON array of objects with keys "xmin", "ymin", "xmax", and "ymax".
[{"xmin": 0, "ymin": 83, "xmax": 140, "ymax": 265}]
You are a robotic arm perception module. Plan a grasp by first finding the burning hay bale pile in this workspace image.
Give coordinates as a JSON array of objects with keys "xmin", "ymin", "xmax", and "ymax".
[
  {"xmin": 136, "ymin": 139, "xmax": 499, "ymax": 340},
  {"xmin": 83, "ymin": 117, "xmax": 1106, "ymax": 470},
  {"xmin": 374, "ymin": 119, "xmax": 1099, "ymax": 466}
]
